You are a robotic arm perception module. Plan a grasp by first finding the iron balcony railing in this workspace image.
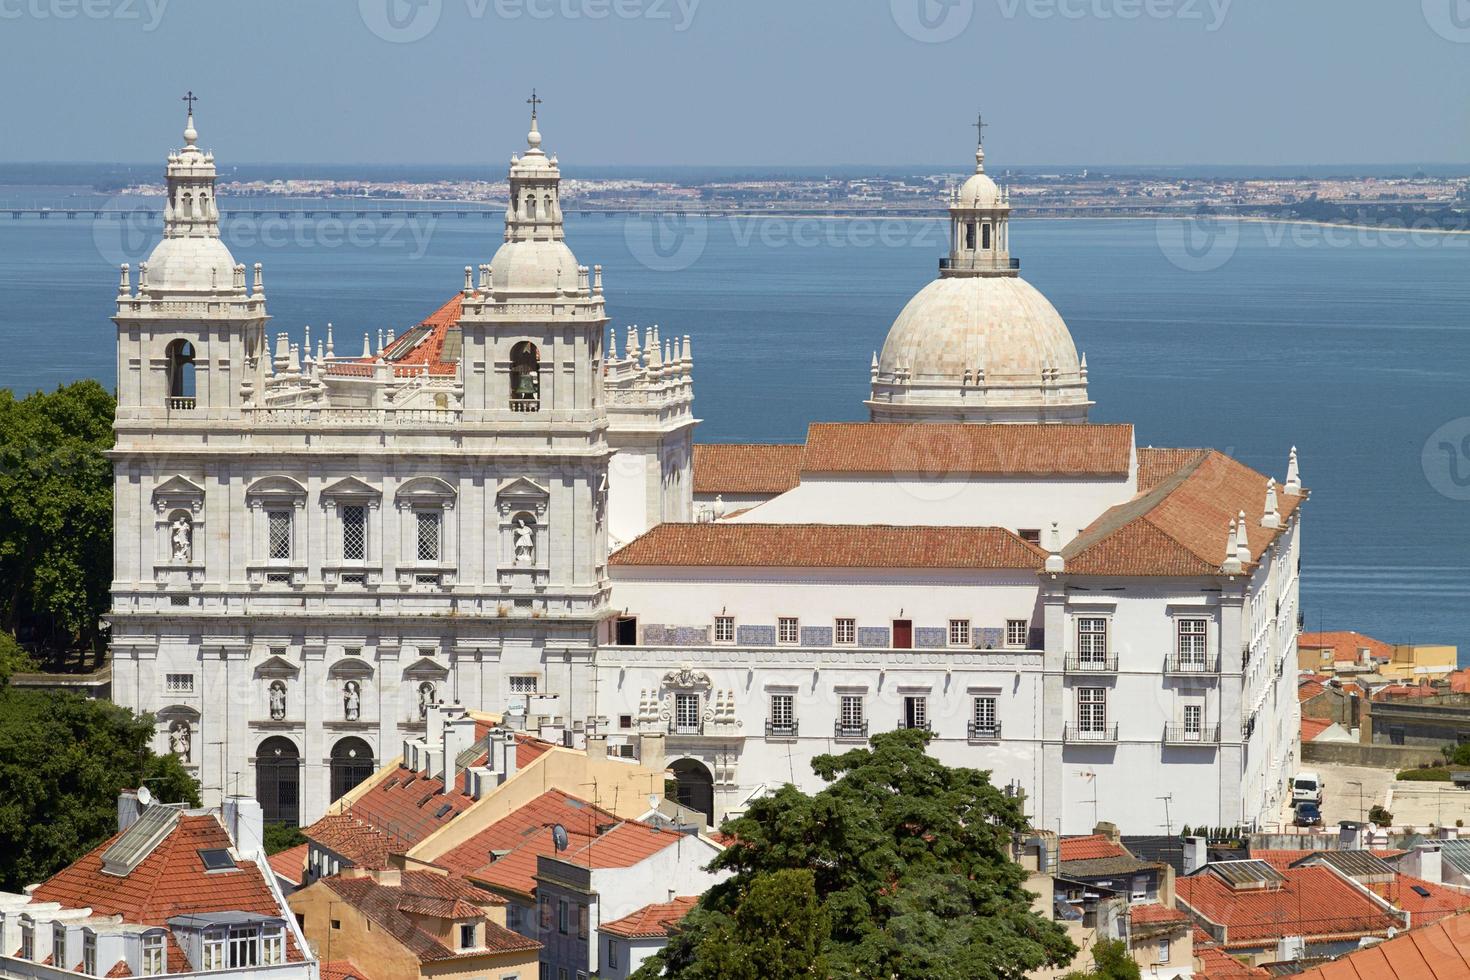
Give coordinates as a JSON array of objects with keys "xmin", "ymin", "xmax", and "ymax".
[
  {"xmin": 834, "ymin": 720, "xmax": 868, "ymax": 740},
  {"xmin": 967, "ymin": 721, "xmax": 1002, "ymax": 741},
  {"xmin": 898, "ymin": 718, "xmax": 932, "ymax": 732},
  {"xmin": 1063, "ymin": 723, "xmax": 1119, "ymax": 744},
  {"xmin": 668, "ymin": 719, "xmax": 704, "ymax": 736},
  {"xmin": 1165, "ymin": 652, "xmax": 1220, "ymax": 674},
  {"xmin": 1164, "ymin": 724, "xmax": 1221, "ymax": 745},
  {"xmin": 1065, "ymin": 652, "xmax": 1119, "ymax": 673},
  {"xmin": 765, "ymin": 719, "xmax": 798, "ymax": 738}
]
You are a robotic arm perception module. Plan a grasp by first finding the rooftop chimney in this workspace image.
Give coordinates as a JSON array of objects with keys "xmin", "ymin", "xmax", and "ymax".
[
  {"xmin": 223, "ymin": 796, "xmax": 265, "ymax": 858},
  {"xmin": 117, "ymin": 790, "xmax": 143, "ymax": 833}
]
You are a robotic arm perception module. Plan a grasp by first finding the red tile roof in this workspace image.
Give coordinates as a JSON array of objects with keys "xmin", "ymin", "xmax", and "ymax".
[
  {"xmin": 322, "ymin": 871, "xmax": 537, "ymax": 963},
  {"xmin": 1298, "ymin": 678, "xmax": 1328, "ymax": 702},
  {"xmin": 1064, "ymin": 449, "xmax": 1303, "ymax": 577},
  {"xmin": 104, "ymin": 960, "xmax": 133, "ymax": 978},
  {"xmin": 692, "ymin": 444, "xmax": 804, "ymax": 495},
  {"xmin": 1298, "ymin": 631, "xmax": 1393, "ymax": 664},
  {"xmin": 1194, "ymin": 943, "xmax": 1270, "ymax": 977},
  {"xmin": 1244, "ymin": 849, "xmax": 1312, "ymax": 872},
  {"xmin": 1292, "ymin": 912, "xmax": 1470, "ymax": 979},
  {"xmin": 1177, "ymin": 866, "xmax": 1401, "ymax": 947},
  {"xmin": 610, "ymin": 523, "xmax": 1046, "ymax": 569},
  {"xmin": 600, "ymin": 896, "xmax": 699, "ymax": 939},
  {"xmin": 1059, "ymin": 835, "xmax": 1127, "ymax": 862},
  {"xmin": 799, "ymin": 422, "xmax": 1134, "ymax": 478},
  {"xmin": 268, "ymin": 843, "xmax": 309, "ymax": 884},
  {"xmin": 1448, "ymin": 669, "xmax": 1470, "ymax": 695},
  {"xmin": 1302, "ymin": 717, "xmax": 1333, "ymax": 742},
  {"xmin": 30, "ymin": 813, "xmax": 286, "ymax": 927},
  {"xmin": 1137, "ymin": 447, "xmax": 1207, "ymax": 493},
  {"xmin": 319, "ymin": 961, "xmax": 373, "ymax": 980},
  {"xmin": 1374, "ymin": 683, "xmax": 1439, "ymax": 702},
  {"xmin": 304, "ymin": 813, "xmax": 395, "ymax": 870},
  {"xmin": 1369, "ymin": 874, "xmax": 1470, "ymax": 927},
  {"xmin": 1129, "ymin": 903, "xmax": 1190, "ymax": 926}
]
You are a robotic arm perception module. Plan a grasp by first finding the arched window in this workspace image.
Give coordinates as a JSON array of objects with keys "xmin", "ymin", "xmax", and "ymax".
[
  {"xmin": 965, "ymin": 221, "xmax": 976, "ymax": 250},
  {"xmin": 669, "ymin": 758, "xmax": 715, "ymax": 826},
  {"xmin": 510, "ymin": 341, "xmax": 540, "ymax": 412},
  {"xmin": 255, "ymin": 737, "xmax": 301, "ymax": 826},
  {"xmin": 330, "ymin": 737, "xmax": 375, "ymax": 803},
  {"xmin": 543, "ymin": 194, "xmax": 553, "ymax": 215},
  {"xmin": 165, "ymin": 339, "xmax": 196, "ymax": 409},
  {"xmin": 525, "ymin": 195, "xmax": 537, "ymax": 219}
]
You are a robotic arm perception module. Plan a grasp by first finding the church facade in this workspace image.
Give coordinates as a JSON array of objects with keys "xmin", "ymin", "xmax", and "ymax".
[{"xmin": 108, "ymin": 104, "xmax": 1302, "ymax": 835}]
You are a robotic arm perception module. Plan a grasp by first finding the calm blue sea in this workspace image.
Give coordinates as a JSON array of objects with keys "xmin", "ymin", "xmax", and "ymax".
[{"xmin": 1, "ymin": 208, "xmax": 1467, "ymax": 655}]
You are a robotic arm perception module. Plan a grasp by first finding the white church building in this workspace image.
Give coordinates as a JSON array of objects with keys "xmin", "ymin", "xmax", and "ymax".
[{"xmin": 107, "ymin": 104, "xmax": 1302, "ymax": 837}]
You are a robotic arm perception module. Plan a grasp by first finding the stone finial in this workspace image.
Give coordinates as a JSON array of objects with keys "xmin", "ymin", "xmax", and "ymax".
[
  {"xmin": 362, "ymin": 334, "xmax": 372, "ymax": 359},
  {"xmin": 1222, "ymin": 518, "xmax": 1243, "ymax": 575},
  {"xmin": 304, "ymin": 324, "xmax": 312, "ymax": 356},
  {"xmin": 1044, "ymin": 522, "xmax": 1065, "ymax": 574},
  {"xmin": 1285, "ymin": 446, "xmax": 1302, "ymax": 496},
  {"xmin": 593, "ymin": 264, "xmax": 603, "ymax": 295},
  {"xmin": 252, "ymin": 262, "xmax": 263, "ymax": 296},
  {"xmin": 464, "ymin": 266, "xmax": 474, "ymax": 295},
  {"xmin": 1080, "ymin": 352, "xmax": 1089, "ymax": 380},
  {"xmin": 1261, "ymin": 479, "xmax": 1281, "ymax": 529},
  {"xmin": 118, "ymin": 263, "xmax": 130, "ymax": 296},
  {"xmin": 1234, "ymin": 510, "xmax": 1250, "ymax": 564},
  {"xmin": 273, "ymin": 331, "xmax": 290, "ymax": 374},
  {"xmin": 608, "ymin": 327, "xmax": 618, "ymax": 362},
  {"xmin": 683, "ymin": 334, "xmax": 692, "ymax": 365},
  {"xmin": 377, "ymin": 328, "xmax": 385, "ymax": 354},
  {"xmin": 386, "ymin": 328, "xmax": 396, "ymax": 349},
  {"xmin": 647, "ymin": 335, "xmax": 662, "ymax": 370},
  {"xmin": 326, "ymin": 323, "xmax": 335, "ymax": 358},
  {"xmin": 870, "ymin": 351, "xmax": 879, "ymax": 381},
  {"xmin": 288, "ymin": 342, "xmax": 302, "ymax": 375},
  {"xmin": 663, "ymin": 341, "xmax": 672, "ymax": 374},
  {"xmin": 627, "ymin": 324, "xmax": 641, "ymax": 360}
]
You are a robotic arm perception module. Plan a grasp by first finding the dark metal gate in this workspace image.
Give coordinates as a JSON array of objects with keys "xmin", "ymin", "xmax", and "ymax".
[{"xmin": 255, "ymin": 736, "xmax": 301, "ymax": 826}]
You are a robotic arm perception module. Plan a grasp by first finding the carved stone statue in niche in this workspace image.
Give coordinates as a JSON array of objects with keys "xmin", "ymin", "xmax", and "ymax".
[
  {"xmin": 269, "ymin": 680, "xmax": 287, "ymax": 720},
  {"xmin": 418, "ymin": 680, "xmax": 436, "ymax": 719},
  {"xmin": 168, "ymin": 720, "xmax": 192, "ymax": 763},
  {"xmin": 513, "ymin": 516, "xmax": 535, "ymax": 565},
  {"xmin": 344, "ymin": 681, "xmax": 361, "ymax": 721},
  {"xmin": 171, "ymin": 514, "xmax": 192, "ymax": 563}
]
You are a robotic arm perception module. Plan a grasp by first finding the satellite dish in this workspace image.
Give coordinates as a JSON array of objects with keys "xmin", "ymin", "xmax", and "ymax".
[
  {"xmin": 551, "ymin": 824, "xmax": 569, "ymax": 853},
  {"xmin": 648, "ymin": 794, "xmax": 659, "ymax": 812},
  {"xmin": 136, "ymin": 786, "xmax": 153, "ymax": 807}
]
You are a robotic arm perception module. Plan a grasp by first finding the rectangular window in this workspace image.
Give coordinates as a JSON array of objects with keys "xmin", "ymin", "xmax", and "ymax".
[
  {"xmin": 262, "ymin": 927, "xmax": 284, "ymax": 965},
  {"xmin": 510, "ymin": 675, "xmax": 538, "ymax": 694},
  {"xmin": 834, "ymin": 618, "xmax": 856, "ymax": 645},
  {"xmin": 19, "ymin": 923, "xmax": 32, "ymax": 961},
  {"xmin": 83, "ymin": 934, "xmax": 96, "ymax": 977},
  {"xmin": 1177, "ymin": 618, "xmax": 1208, "ymax": 667},
  {"xmin": 903, "ymin": 695, "xmax": 928, "ymax": 730},
  {"xmin": 341, "ymin": 505, "xmax": 366, "ymax": 561},
  {"xmin": 1006, "ymin": 619, "xmax": 1029, "ymax": 648},
  {"xmin": 228, "ymin": 926, "xmax": 257, "ymax": 969},
  {"xmin": 778, "ymin": 617, "xmax": 799, "ymax": 645},
  {"xmin": 506, "ymin": 904, "xmax": 521, "ymax": 932},
  {"xmin": 1158, "ymin": 938, "xmax": 1171, "ymax": 963},
  {"xmin": 607, "ymin": 939, "xmax": 619, "ymax": 968},
  {"xmin": 53, "ymin": 924, "xmax": 66, "ymax": 972},
  {"xmin": 461, "ymin": 923, "xmax": 476, "ymax": 949},
  {"xmin": 1076, "ymin": 618, "xmax": 1108, "ymax": 665},
  {"xmin": 972, "ymin": 696, "xmax": 997, "ymax": 736},
  {"xmin": 839, "ymin": 694, "xmax": 865, "ymax": 736},
  {"xmin": 142, "ymin": 933, "xmax": 164, "ymax": 976},
  {"xmin": 417, "ymin": 510, "xmax": 441, "ymax": 562},
  {"xmin": 1078, "ymin": 688, "xmax": 1107, "ymax": 733},
  {"xmin": 1019, "ymin": 528, "xmax": 1041, "ymax": 545},
  {"xmin": 558, "ymin": 899, "xmax": 568, "ymax": 935},
  {"xmin": 674, "ymin": 692, "xmax": 701, "ymax": 734},
  {"xmin": 948, "ymin": 619, "xmax": 971, "ymax": 647},
  {"xmin": 1183, "ymin": 703, "xmax": 1204, "ymax": 737},
  {"xmin": 539, "ymin": 897, "xmax": 552, "ymax": 932},
  {"xmin": 769, "ymin": 693, "xmax": 795, "ymax": 735},
  {"xmin": 714, "ymin": 615, "xmax": 735, "ymax": 643},
  {"xmin": 202, "ymin": 931, "xmax": 224, "ymax": 971},
  {"xmin": 267, "ymin": 510, "xmax": 292, "ymax": 561},
  {"xmin": 165, "ymin": 673, "xmax": 194, "ymax": 694},
  {"xmin": 577, "ymin": 904, "xmax": 588, "ymax": 940}
]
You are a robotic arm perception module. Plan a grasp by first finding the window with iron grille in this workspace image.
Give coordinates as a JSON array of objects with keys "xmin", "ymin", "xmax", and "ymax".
[
  {"xmin": 166, "ymin": 673, "xmax": 194, "ymax": 693},
  {"xmin": 770, "ymin": 694, "xmax": 794, "ymax": 732},
  {"xmin": 510, "ymin": 676, "xmax": 538, "ymax": 694},
  {"xmin": 417, "ymin": 511, "xmax": 441, "ymax": 562},
  {"xmin": 949, "ymin": 619, "xmax": 971, "ymax": 647},
  {"xmin": 778, "ymin": 617, "xmax": 799, "ymax": 644},
  {"xmin": 973, "ymin": 696, "xmax": 997, "ymax": 732},
  {"xmin": 714, "ymin": 615, "xmax": 735, "ymax": 643},
  {"xmin": 1177, "ymin": 618, "xmax": 1208, "ymax": 667},
  {"xmin": 1006, "ymin": 619, "xmax": 1029, "ymax": 648},
  {"xmin": 1077, "ymin": 688, "xmax": 1107, "ymax": 733},
  {"xmin": 834, "ymin": 618, "xmax": 856, "ymax": 645},
  {"xmin": 841, "ymin": 695, "xmax": 864, "ymax": 729},
  {"xmin": 674, "ymin": 692, "xmax": 701, "ymax": 732},
  {"xmin": 267, "ymin": 511, "xmax": 292, "ymax": 560},
  {"xmin": 341, "ymin": 505, "xmax": 366, "ymax": 561},
  {"xmin": 1076, "ymin": 618, "xmax": 1108, "ymax": 664}
]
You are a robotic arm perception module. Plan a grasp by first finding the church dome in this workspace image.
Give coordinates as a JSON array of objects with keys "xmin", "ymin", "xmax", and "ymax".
[
  {"xmin": 143, "ymin": 235, "xmax": 238, "ymax": 293},
  {"xmin": 956, "ymin": 148, "xmax": 1002, "ymax": 208},
  {"xmin": 879, "ymin": 275, "xmax": 1081, "ymax": 380},
  {"xmin": 489, "ymin": 239, "xmax": 580, "ymax": 295}
]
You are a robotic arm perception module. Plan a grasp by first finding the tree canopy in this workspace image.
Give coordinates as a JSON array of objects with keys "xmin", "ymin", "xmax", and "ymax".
[
  {"xmin": 0, "ymin": 688, "xmax": 199, "ymax": 891},
  {"xmin": 0, "ymin": 381, "xmax": 115, "ymax": 659},
  {"xmin": 1061, "ymin": 939, "xmax": 1141, "ymax": 980},
  {"xmin": 635, "ymin": 729, "xmax": 1077, "ymax": 979}
]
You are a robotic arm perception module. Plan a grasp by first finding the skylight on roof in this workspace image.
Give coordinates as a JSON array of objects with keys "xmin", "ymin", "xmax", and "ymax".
[{"xmin": 198, "ymin": 848, "xmax": 236, "ymax": 871}]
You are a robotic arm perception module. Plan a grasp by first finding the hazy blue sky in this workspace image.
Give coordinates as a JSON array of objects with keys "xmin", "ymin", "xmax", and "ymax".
[{"xmin": 2, "ymin": 0, "xmax": 1467, "ymax": 166}]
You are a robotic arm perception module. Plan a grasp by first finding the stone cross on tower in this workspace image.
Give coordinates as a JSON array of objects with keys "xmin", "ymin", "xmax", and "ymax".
[
  {"xmin": 182, "ymin": 90, "xmax": 199, "ymax": 114},
  {"xmin": 973, "ymin": 113, "xmax": 988, "ymax": 147},
  {"xmin": 527, "ymin": 89, "xmax": 542, "ymax": 120}
]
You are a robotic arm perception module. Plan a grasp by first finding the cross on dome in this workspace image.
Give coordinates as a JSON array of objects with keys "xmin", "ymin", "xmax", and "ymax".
[
  {"xmin": 973, "ymin": 113, "xmax": 987, "ymax": 147},
  {"xmin": 182, "ymin": 90, "xmax": 199, "ymax": 147},
  {"xmin": 527, "ymin": 89, "xmax": 542, "ymax": 120}
]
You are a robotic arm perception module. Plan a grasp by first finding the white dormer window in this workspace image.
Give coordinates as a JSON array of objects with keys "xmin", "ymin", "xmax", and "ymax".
[
  {"xmin": 262, "ymin": 925, "xmax": 284, "ymax": 965},
  {"xmin": 141, "ymin": 933, "xmax": 165, "ymax": 976},
  {"xmin": 20, "ymin": 922, "xmax": 32, "ymax": 961},
  {"xmin": 83, "ymin": 933, "xmax": 96, "ymax": 977},
  {"xmin": 202, "ymin": 930, "xmax": 224, "ymax": 971},
  {"xmin": 459, "ymin": 923, "xmax": 476, "ymax": 950},
  {"xmin": 228, "ymin": 926, "xmax": 258, "ymax": 968},
  {"xmin": 53, "ymin": 923, "xmax": 67, "ymax": 971}
]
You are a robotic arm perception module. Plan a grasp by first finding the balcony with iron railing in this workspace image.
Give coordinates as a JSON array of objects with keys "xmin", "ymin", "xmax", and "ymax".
[
  {"xmin": 967, "ymin": 720, "xmax": 1003, "ymax": 742},
  {"xmin": 898, "ymin": 718, "xmax": 932, "ymax": 732},
  {"xmin": 765, "ymin": 719, "xmax": 798, "ymax": 738},
  {"xmin": 1063, "ymin": 723, "xmax": 1119, "ymax": 744},
  {"xmin": 1163, "ymin": 724, "xmax": 1221, "ymax": 746},
  {"xmin": 668, "ymin": 718, "xmax": 704, "ymax": 736},
  {"xmin": 1064, "ymin": 652, "xmax": 1119, "ymax": 674},
  {"xmin": 834, "ymin": 719, "xmax": 868, "ymax": 740},
  {"xmin": 1165, "ymin": 652, "xmax": 1220, "ymax": 675}
]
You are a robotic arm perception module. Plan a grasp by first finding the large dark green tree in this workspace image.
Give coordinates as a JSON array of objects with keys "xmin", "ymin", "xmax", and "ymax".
[
  {"xmin": 1061, "ymin": 940, "xmax": 1141, "ymax": 980},
  {"xmin": 635, "ymin": 730, "xmax": 1077, "ymax": 980},
  {"xmin": 0, "ymin": 380, "xmax": 115, "ymax": 661},
  {"xmin": 0, "ymin": 688, "xmax": 199, "ymax": 891}
]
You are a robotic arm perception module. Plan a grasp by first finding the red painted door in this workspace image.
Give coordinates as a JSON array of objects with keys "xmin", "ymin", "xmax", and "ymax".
[{"xmin": 893, "ymin": 620, "xmax": 913, "ymax": 649}]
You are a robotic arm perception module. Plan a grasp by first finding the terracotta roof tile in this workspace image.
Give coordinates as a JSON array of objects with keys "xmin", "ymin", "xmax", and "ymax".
[
  {"xmin": 799, "ymin": 422, "xmax": 1134, "ymax": 478},
  {"xmin": 610, "ymin": 523, "xmax": 1046, "ymax": 569},
  {"xmin": 1129, "ymin": 902, "xmax": 1190, "ymax": 926},
  {"xmin": 303, "ymin": 814, "xmax": 394, "ymax": 870},
  {"xmin": 1302, "ymin": 717, "xmax": 1333, "ymax": 742},
  {"xmin": 1244, "ymin": 849, "xmax": 1312, "ymax": 872},
  {"xmin": 1065, "ymin": 450, "xmax": 1303, "ymax": 577},
  {"xmin": 319, "ymin": 960, "xmax": 373, "ymax": 980},
  {"xmin": 692, "ymin": 444, "xmax": 804, "ymax": 495},
  {"xmin": 1374, "ymin": 683, "xmax": 1439, "ymax": 702},
  {"xmin": 104, "ymin": 960, "xmax": 133, "ymax": 978},
  {"xmin": 335, "ymin": 757, "xmax": 486, "ymax": 850},
  {"xmin": 1059, "ymin": 835, "xmax": 1127, "ymax": 862},
  {"xmin": 1195, "ymin": 943, "xmax": 1270, "ymax": 977},
  {"xmin": 322, "ymin": 871, "xmax": 537, "ymax": 962},
  {"xmin": 600, "ymin": 896, "xmax": 699, "ymax": 939},
  {"xmin": 1291, "ymin": 912, "xmax": 1470, "ymax": 979},
  {"xmin": 1177, "ymin": 865, "xmax": 1400, "ymax": 946},
  {"xmin": 1138, "ymin": 447, "xmax": 1207, "ymax": 493},
  {"xmin": 1369, "ymin": 874, "xmax": 1470, "ymax": 927},
  {"xmin": 268, "ymin": 843, "xmax": 309, "ymax": 884},
  {"xmin": 1298, "ymin": 631, "xmax": 1394, "ymax": 663}
]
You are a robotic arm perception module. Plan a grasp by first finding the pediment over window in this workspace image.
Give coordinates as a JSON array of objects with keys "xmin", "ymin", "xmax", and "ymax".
[
  {"xmin": 496, "ymin": 477, "xmax": 549, "ymax": 517},
  {"xmin": 327, "ymin": 658, "xmax": 375, "ymax": 680},
  {"xmin": 253, "ymin": 655, "xmax": 300, "ymax": 679},
  {"xmin": 321, "ymin": 476, "xmax": 381, "ymax": 500},
  {"xmin": 153, "ymin": 475, "xmax": 207, "ymax": 498},
  {"xmin": 402, "ymin": 657, "xmax": 450, "ymax": 680},
  {"xmin": 246, "ymin": 476, "xmax": 308, "ymax": 498},
  {"xmin": 156, "ymin": 703, "xmax": 201, "ymax": 722},
  {"xmin": 396, "ymin": 477, "xmax": 456, "ymax": 508}
]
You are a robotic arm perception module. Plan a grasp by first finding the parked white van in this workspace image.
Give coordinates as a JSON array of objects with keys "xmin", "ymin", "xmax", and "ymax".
[{"xmin": 1292, "ymin": 771, "xmax": 1324, "ymax": 804}]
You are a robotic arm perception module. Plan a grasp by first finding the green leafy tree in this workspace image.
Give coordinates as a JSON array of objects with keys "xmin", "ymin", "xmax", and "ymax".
[
  {"xmin": 1368, "ymin": 804, "xmax": 1394, "ymax": 827},
  {"xmin": 0, "ymin": 632, "xmax": 38, "ymax": 684},
  {"xmin": 264, "ymin": 823, "xmax": 308, "ymax": 856},
  {"xmin": 1060, "ymin": 940, "xmax": 1141, "ymax": 980},
  {"xmin": 0, "ymin": 381, "xmax": 115, "ymax": 660},
  {"xmin": 0, "ymin": 688, "xmax": 199, "ymax": 890},
  {"xmin": 635, "ymin": 730, "xmax": 1077, "ymax": 980}
]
